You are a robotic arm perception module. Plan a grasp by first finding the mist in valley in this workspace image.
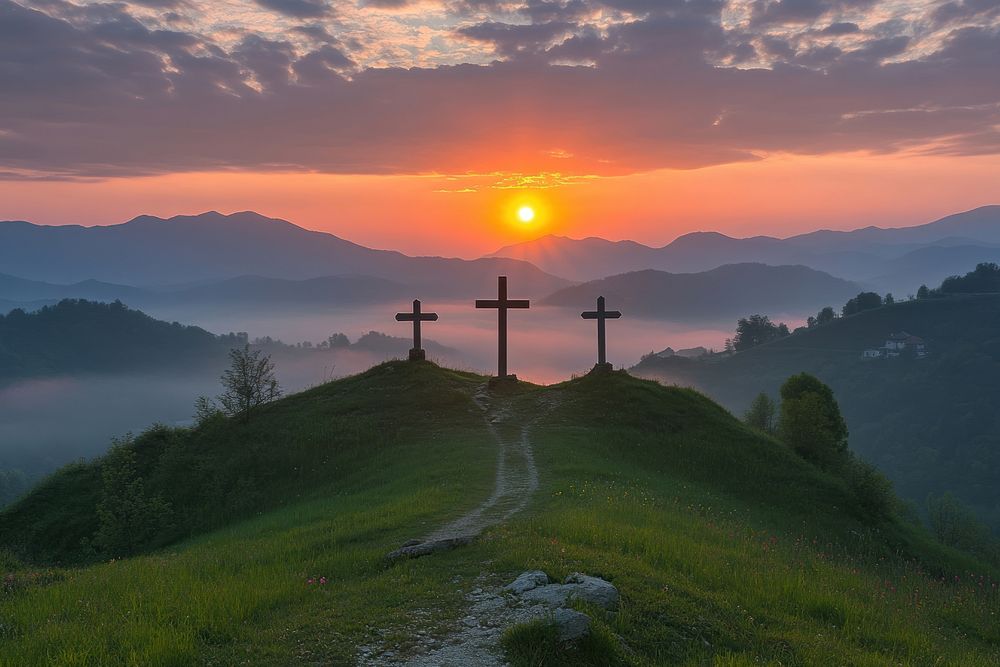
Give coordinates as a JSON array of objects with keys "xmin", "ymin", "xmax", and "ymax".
[{"xmin": 0, "ymin": 300, "xmax": 751, "ymax": 499}]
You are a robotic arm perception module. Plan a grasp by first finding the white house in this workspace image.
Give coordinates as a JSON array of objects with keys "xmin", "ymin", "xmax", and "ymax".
[
  {"xmin": 884, "ymin": 332, "xmax": 927, "ymax": 358},
  {"xmin": 861, "ymin": 332, "xmax": 928, "ymax": 359}
]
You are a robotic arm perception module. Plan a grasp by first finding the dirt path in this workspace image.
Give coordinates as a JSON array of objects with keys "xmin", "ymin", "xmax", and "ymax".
[
  {"xmin": 421, "ymin": 384, "xmax": 538, "ymax": 543},
  {"xmin": 360, "ymin": 385, "xmax": 551, "ymax": 665},
  {"xmin": 385, "ymin": 384, "xmax": 540, "ymax": 560}
]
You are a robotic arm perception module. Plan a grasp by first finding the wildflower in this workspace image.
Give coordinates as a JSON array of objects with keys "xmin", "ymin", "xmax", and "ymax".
[
  {"xmin": 319, "ymin": 577, "xmax": 328, "ymax": 585},
  {"xmin": 307, "ymin": 578, "xmax": 315, "ymax": 585}
]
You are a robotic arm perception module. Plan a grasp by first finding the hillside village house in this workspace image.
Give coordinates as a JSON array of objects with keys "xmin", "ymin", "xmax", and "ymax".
[{"xmin": 862, "ymin": 332, "xmax": 927, "ymax": 359}]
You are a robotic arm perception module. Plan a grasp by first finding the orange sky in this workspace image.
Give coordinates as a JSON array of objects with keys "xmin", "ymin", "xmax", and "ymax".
[{"xmin": 3, "ymin": 152, "xmax": 998, "ymax": 258}]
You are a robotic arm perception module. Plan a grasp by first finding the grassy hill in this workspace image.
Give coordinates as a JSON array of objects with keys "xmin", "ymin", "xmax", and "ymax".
[
  {"xmin": 1, "ymin": 362, "xmax": 997, "ymax": 665},
  {"xmin": 633, "ymin": 293, "xmax": 1000, "ymax": 534}
]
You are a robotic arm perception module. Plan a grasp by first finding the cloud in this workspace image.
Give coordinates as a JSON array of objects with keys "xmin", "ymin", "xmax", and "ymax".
[
  {"xmin": 0, "ymin": 0, "xmax": 999, "ymax": 181},
  {"xmin": 253, "ymin": 0, "xmax": 334, "ymax": 18},
  {"xmin": 750, "ymin": 0, "xmax": 878, "ymax": 27}
]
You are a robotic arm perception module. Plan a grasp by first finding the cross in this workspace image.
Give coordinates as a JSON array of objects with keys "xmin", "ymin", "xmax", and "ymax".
[
  {"xmin": 395, "ymin": 299, "xmax": 438, "ymax": 361},
  {"xmin": 581, "ymin": 296, "xmax": 622, "ymax": 367},
  {"xmin": 475, "ymin": 276, "xmax": 530, "ymax": 378}
]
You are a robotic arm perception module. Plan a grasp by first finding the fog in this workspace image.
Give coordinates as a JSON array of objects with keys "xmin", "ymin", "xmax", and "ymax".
[
  {"xmin": 145, "ymin": 301, "xmax": 738, "ymax": 382},
  {"xmin": 1, "ymin": 301, "xmax": 760, "ymax": 490}
]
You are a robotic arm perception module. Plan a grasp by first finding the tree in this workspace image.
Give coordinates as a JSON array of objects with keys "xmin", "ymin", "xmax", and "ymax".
[
  {"xmin": 193, "ymin": 395, "xmax": 224, "ymax": 427},
  {"xmin": 939, "ymin": 262, "xmax": 1000, "ymax": 294},
  {"xmin": 816, "ymin": 306, "xmax": 836, "ymax": 326},
  {"xmin": 94, "ymin": 436, "xmax": 173, "ymax": 557},
  {"xmin": 842, "ymin": 292, "xmax": 883, "ymax": 317},
  {"xmin": 917, "ymin": 284, "xmax": 930, "ymax": 299},
  {"xmin": 806, "ymin": 316, "xmax": 817, "ymax": 329},
  {"xmin": 733, "ymin": 314, "xmax": 789, "ymax": 351},
  {"xmin": 218, "ymin": 345, "xmax": 282, "ymax": 421},
  {"xmin": 884, "ymin": 293, "xmax": 895, "ymax": 305},
  {"xmin": 778, "ymin": 373, "xmax": 849, "ymax": 468},
  {"xmin": 327, "ymin": 333, "xmax": 350, "ymax": 348},
  {"xmin": 744, "ymin": 392, "xmax": 777, "ymax": 434}
]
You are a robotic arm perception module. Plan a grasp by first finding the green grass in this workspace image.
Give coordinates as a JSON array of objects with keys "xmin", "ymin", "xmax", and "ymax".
[
  {"xmin": 1, "ymin": 362, "xmax": 998, "ymax": 665},
  {"xmin": 501, "ymin": 616, "xmax": 625, "ymax": 666}
]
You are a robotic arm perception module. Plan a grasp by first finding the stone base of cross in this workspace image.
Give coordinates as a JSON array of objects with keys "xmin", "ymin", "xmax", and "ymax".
[
  {"xmin": 488, "ymin": 374, "xmax": 519, "ymax": 388},
  {"xmin": 590, "ymin": 362, "xmax": 614, "ymax": 374},
  {"xmin": 408, "ymin": 348, "xmax": 426, "ymax": 361}
]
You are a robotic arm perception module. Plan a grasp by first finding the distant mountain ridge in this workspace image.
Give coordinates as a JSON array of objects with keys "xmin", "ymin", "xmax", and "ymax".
[
  {"xmin": 490, "ymin": 206, "xmax": 1000, "ymax": 291},
  {"xmin": 0, "ymin": 272, "xmax": 411, "ymax": 315},
  {"xmin": 0, "ymin": 211, "xmax": 570, "ymax": 298},
  {"xmin": 542, "ymin": 263, "xmax": 861, "ymax": 321}
]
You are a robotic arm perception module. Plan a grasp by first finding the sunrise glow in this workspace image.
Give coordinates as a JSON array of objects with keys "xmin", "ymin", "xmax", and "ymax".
[{"xmin": 517, "ymin": 206, "xmax": 536, "ymax": 224}]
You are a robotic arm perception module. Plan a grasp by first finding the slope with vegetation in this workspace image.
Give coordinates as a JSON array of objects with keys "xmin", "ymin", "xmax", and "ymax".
[
  {"xmin": 634, "ymin": 292, "xmax": 1000, "ymax": 538},
  {"xmin": 1, "ymin": 362, "xmax": 997, "ymax": 664}
]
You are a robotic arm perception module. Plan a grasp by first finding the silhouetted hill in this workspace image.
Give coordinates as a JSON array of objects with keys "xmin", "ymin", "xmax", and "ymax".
[
  {"xmin": 632, "ymin": 293, "xmax": 1000, "ymax": 532},
  {"xmin": 0, "ymin": 300, "xmax": 235, "ymax": 379},
  {"xmin": 491, "ymin": 206, "xmax": 1000, "ymax": 287},
  {"xmin": 162, "ymin": 274, "xmax": 408, "ymax": 307},
  {"xmin": 0, "ymin": 273, "xmax": 144, "ymax": 306},
  {"xmin": 0, "ymin": 272, "xmax": 410, "ymax": 313},
  {"xmin": 483, "ymin": 235, "xmax": 663, "ymax": 281},
  {"xmin": 542, "ymin": 264, "xmax": 860, "ymax": 320},
  {"xmin": 0, "ymin": 211, "xmax": 570, "ymax": 298}
]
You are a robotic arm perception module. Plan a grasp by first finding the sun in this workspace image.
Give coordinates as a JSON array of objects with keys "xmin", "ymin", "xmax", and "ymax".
[{"xmin": 517, "ymin": 205, "xmax": 536, "ymax": 223}]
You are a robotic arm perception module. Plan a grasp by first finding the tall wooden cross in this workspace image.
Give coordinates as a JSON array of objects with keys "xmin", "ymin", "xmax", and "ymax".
[
  {"xmin": 475, "ymin": 276, "xmax": 529, "ymax": 378},
  {"xmin": 581, "ymin": 296, "xmax": 622, "ymax": 367},
  {"xmin": 395, "ymin": 299, "xmax": 438, "ymax": 361}
]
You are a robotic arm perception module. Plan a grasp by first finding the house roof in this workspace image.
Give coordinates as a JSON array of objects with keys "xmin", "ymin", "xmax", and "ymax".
[{"xmin": 887, "ymin": 331, "xmax": 925, "ymax": 344}]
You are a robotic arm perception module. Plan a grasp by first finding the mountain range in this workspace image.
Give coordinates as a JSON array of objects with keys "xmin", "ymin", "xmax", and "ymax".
[
  {"xmin": 3, "ymin": 206, "xmax": 999, "ymax": 319},
  {"xmin": 0, "ymin": 211, "xmax": 570, "ymax": 298},
  {"xmin": 489, "ymin": 206, "xmax": 1000, "ymax": 293},
  {"xmin": 542, "ymin": 264, "xmax": 860, "ymax": 321}
]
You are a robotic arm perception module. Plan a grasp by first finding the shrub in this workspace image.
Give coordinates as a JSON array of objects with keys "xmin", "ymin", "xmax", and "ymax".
[
  {"xmin": 218, "ymin": 345, "xmax": 282, "ymax": 422},
  {"xmin": 93, "ymin": 437, "xmax": 174, "ymax": 558},
  {"xmin": 844, "ymin": 457, "xmax": 895, "ymax": 522},
  {"xmin": 744, "ymin": 392, "xmax": 777, "ymax": 434}
]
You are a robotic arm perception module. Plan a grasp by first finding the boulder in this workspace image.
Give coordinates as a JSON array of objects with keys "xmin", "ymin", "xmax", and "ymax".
[
  {"xmin": 563, "ymin": 573, "xmax": 620, "ymax": 610},
  {"xmin": 553, "ymin": 608, "xmax": 591, "ymax": 642},
  {"xmin": 520, "ymin": 584, "xmax": 572, "ymax": 608},
  {"xmin": 504, "ymin": 571, "xmax": 549, "ymax": 594},
  {"xmin": 518, "ymin": 573, "xmax": 619, "ymax": 610}
]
